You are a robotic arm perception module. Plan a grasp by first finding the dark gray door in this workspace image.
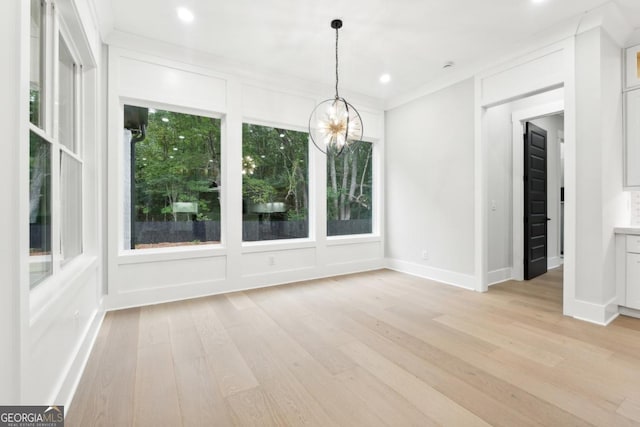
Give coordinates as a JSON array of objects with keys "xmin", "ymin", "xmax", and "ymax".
[{"xmin": 524, "ymin": 122, "xmax": 548, "ymax": 280}]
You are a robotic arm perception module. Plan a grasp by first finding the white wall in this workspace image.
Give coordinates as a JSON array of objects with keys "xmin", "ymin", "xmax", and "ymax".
[
  {"xmin": 0, "ymin": 0, "xmax": 26, "ymax": 405},
  {"xmin": 385, "ymin": 79, "xmax": 476, "ymax": 289},
  {"xmin": 486, "ymin": 103, "xmax": 513, "ymax": 275},
  {"xmin": 574, "ymin": 27, "xmax": 626, "ymax": 308},
  {"xmin": 105, "ymin": 41, "xmax": 386, "ymax": 310}
]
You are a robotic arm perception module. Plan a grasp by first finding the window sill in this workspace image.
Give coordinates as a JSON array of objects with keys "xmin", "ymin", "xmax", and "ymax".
[
  {"xmin": 241, "ymin": 238, "xmax": 316, "ymax": 254},
  {"xmin": 326, "ymin": 234, "xmax": 382, "ymax": 246},
  {"xmin": 117, "ymin": 244, "xmax": 227, "ymax": 265}
]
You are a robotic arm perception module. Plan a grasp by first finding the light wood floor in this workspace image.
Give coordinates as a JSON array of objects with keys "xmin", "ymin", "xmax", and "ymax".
[{"xmin": 66, "ymin": 268, "xmax": 640, "ymax": 426}]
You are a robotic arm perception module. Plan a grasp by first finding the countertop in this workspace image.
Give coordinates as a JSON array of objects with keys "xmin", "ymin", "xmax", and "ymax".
[{"xmin": 614, "ymin": 227, "xmax": 640, "ymax": 235}]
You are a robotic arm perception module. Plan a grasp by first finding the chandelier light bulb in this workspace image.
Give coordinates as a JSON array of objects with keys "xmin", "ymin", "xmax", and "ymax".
[{"xmin": 308, "ymin": 19, "xmax": 363, "ymax": 156}]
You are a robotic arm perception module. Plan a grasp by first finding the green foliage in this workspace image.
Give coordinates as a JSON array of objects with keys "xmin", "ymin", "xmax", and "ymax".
[
  {"xmin": 133, "ymin": 108, "xmax": 221, "ymax": 222},
  {"xmin": 243, "ymin": 176, "xmax": 277, "ymax": 204},
  {"xmin": 30, "ymin": 89, "xmax": 40, "ymax": 126},
  {"xmin": 242, "ymin": 124, "xmax": 309, "ymax": 220}
]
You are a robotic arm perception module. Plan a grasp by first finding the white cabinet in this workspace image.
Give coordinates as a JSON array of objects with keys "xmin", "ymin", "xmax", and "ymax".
[
  {"xmin": 626, "ymin": 235, "xmax": 640, "ymax": 310},
  {"xmin": 627, "ymin": 252, "xmax": 640, "ymax": 310},
  {"xmin": 616, "ymin": 232, "xmax": 640, "ymax": 313},
  {"xmin": 625, "ymin": 89, "xmax": 640, "ymax": 188}
]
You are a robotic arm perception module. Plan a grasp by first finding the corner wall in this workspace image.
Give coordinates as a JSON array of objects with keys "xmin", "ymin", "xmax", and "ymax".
[
  {"xmin": 574, "ymin": 27, "xmax": 626, "ymax": 311},
  {"xmin": 385, "ymin": 79, "xmax": 476, "ymax": 289}
]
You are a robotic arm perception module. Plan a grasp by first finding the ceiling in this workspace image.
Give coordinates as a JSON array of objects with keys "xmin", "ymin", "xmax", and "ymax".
[{"xmin": 99, "ymin": 0, "xmax": 640, "ymax": 102}]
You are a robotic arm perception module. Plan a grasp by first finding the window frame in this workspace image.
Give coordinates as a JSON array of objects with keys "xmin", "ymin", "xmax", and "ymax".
[
  {"xmin": 119, "ymin": 99, "xmax": 226, "ymax": 255},
  {"xmin": 240, "ymin": 120, "xmax": 313, "ymax": 245},
  {"xmin": 325, "ymin": 139, "xmax": 376, "ymax": 239}
]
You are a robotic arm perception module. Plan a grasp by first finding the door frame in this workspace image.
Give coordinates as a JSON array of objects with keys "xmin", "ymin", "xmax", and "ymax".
[{"xmin": 511, "ymin": 101, "xmax": 563, "ymax": 281}]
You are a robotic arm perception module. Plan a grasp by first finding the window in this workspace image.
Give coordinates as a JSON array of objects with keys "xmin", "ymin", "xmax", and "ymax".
[
  {"xmin": 29, "ymin": 0, "xmax": 43, "ymax": 127},
  {"xmin": 327, "ymin": 141, "xmax": 373, "ymax": 236},
  {"xmin": 58, "ymin": 35, "xmax": 76, "ymax": 151},
  {"xmin": 29, "ymin": 131, "xmax": 52, "ymax": 287},
  {"xmin": 60, "ymin": 152, "xmax": 82, "ymax": 262},
  {"xmin": 125, "ymin": 105, "xmax": 222, "ymax": 250},
  {"xmin": 28, "ymin": 2, "xmax": 85, "ymax": 287},
  {"xmin": 242, "ymin": 124, "xmax": 309, "ymax": 241}
]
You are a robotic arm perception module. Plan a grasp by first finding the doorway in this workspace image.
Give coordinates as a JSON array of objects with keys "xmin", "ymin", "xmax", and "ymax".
[
  {"xmin": 510, "ymin": 99, "xmax": 564, "ymax": 283},
  {"xmin": 524, "ymin": 115, "xmax": 564, "ymax": 281}
]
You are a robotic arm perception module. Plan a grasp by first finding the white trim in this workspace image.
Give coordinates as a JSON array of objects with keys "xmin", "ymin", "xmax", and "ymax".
[
  {"xmin": 511, "ymin": 100, "xmax": 565, "ymax": 281},
  {"xmin": 619, "ymin": 306, "xmax": 640, "ymax": 319},
  {"xmin": 547, "ymin": 256, "xmax": 563, "ymax": 270},
  {"xmin": 58, "ymin": 308, "xmax": 104, "ymax": 412},
  {"xmin": 386, "ymin": 258, "xmax": 476, "ymax": 291},
  {"xmin": 105, "ymin": 259, "xmax": 385, "ymax": 311},
  {"xmin": 571, "ymin": 297, "xmax": 619, "ymax": 326},
  {"xmin": 488, "ymin": 268, "xmax": 513, "ymax": 286},
  {"xmin": 474, "ymin": 77, "xmax": 487, "ymax": 292}
]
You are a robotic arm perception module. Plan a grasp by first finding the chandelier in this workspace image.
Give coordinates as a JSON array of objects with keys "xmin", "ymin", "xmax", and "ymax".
[{"xmin": 309, "ymin": 19, "xmax": 363, "ymax": 156}]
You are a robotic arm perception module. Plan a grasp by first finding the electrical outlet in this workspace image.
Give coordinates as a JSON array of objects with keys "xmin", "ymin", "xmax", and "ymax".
[
  {"xmin": 491, "ymin": 200, "xmax": 497, "ymax": 211},
  {"xmin": 421, "ymin": 249, "xmax": 428, "ymax": 260},
  {"xmin": 73, "ymin": 310, "xmax": 80, "ymax": 329}
]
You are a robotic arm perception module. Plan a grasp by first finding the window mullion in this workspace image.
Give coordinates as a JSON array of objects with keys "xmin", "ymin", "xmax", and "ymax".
[{"xmin": 50, "ymin": 1, "xmax": 62, "ymax": 273}]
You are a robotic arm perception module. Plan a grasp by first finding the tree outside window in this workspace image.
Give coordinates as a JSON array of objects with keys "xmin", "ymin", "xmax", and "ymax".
[
  {"xmin": 242, "ymin": 124, "xmax": 308, "ymax": 241},
  {"xmin": 327, "ymin": 142, "xmax": 373, "ymax": 236},
  {"xmin": 127, "ymin": 106, "xmax": 222, "ymax": 249}
]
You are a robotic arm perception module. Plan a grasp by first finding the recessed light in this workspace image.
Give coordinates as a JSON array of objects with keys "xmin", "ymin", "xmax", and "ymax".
[
  {"xmin": 177, "ymin": 7, "xmax": 194, "ymax": 23},
  {"xmin": 379, "ymin": 74, "xmax": 391, "ymax": 84}
]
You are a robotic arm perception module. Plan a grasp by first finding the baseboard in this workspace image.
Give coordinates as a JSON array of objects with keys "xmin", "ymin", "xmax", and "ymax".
[
  {"xmin": 57, "ymin": 307, "xmax": 105, "ymax": 411},
  {"xmin": 548, "ymin": 256, "xmax": 563, "ymax": 270},
  {"xmin": 488, "ymin": 268, "xmax": 512, "ymax": 286},
  {"xmin": 105, "ymin": 259, "xmax": 386, "ymax": 311},
  {"xmin": 385, "ymin": 258, "xmax": 476, "ymax": 291},
  {"xmin": 570, "ymin": 297, "xmax": 619, "ymax": 326},
  {"xmin": 619, "ymin": 306, "xmax": 640, "ymax": 319}
]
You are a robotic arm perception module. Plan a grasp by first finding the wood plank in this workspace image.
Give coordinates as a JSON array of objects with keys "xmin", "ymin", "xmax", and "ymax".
[
  {"xmin": 173, "ymin": 356, "xmax": 235, "ymax": 427},
  {"xmin": 133, "ymin": 342, "xmax": 181, "ymax": 427},
  {"xmin": 335, "ymin": 366, "xmax": 438, "ymax": 426},
  {"xmin": 617, "ymin": 398, "xmax": 640, "ymax": 423},
  {"xmin": 340, "ymin": 340, "xmax": 491, "ymax": 427},
  {"xmin": 225, "ymin": 387, "xmax": 288, "ymax": 426},
  {"xmin": 225, "ymin": 291, "xmax": 258, "ymax": 311},
  {"xmin": 76, "ymin": 308, "xmax": 140, "ymax": 427},
  {"xmin": 226, "ymin": 323, "xmax": 338, "ymax": 426}
]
